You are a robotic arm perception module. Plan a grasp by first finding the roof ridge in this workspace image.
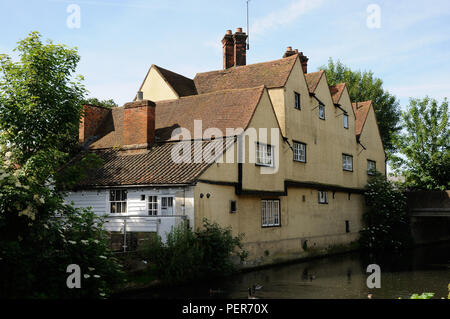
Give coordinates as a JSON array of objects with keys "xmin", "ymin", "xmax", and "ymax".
[
  {"xmin": 153, "ymin": 64, "xmax": 194, "ymax": 81},
  {"xmin": 155, "ymin": 85, "xmax": 265, "ymax": 104},
  {"xmin": 194, "ymin": 54, "xmax": 297, "ymax": 77}
]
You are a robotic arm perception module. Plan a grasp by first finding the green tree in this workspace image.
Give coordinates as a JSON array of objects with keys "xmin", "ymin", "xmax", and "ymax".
[
  {"xmin": 0, "ymin": 32, "xmax": 123, "ymax": 298},
  {"xmin": 320, "ymin": 58, "xmax": 401, "ymax": 156},
  {"xmin": 82, "ymin": 97, "xmax": 118, "ymax": 108},
  {"xmin": 359, "ymin": 172, "xmax": 412, "ymax": 251},
  {"xmin": 391, "ymin": 97, "xmax": 449, "ymax": 190}
]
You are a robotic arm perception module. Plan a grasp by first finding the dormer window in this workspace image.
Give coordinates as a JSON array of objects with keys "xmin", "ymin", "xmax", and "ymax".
[
  {"xmin": 319, "ymin": 104, "xmax": 325, "ymax": 119},
  {"xmin": 294, "ymin": 92, "xmax": 301, "ymax": 110},
  {"xmin": 344, "ymin": 114, "xmax": 349, "ymax": 128}
]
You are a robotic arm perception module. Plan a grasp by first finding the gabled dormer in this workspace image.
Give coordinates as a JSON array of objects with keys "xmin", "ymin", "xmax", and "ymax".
[{"xmin": 136, "ymin": 64, "xmax": 197, "ymax": 102}]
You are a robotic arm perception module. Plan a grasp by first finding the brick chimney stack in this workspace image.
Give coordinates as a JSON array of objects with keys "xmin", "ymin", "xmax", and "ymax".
[
  {"xmin": 222, "ymin": 30, "xmax": 234, "ymax": 69},
  {"xmin": 222, "ymin": 28, "xmax": 248, "ymax": 69},
  {"xmin": 233, "ymin": 28, "xmax": 247, "ymax": 67},
  {"xmin": 123, "ymin": 99, "xmax": 156, "ymax": 147},
  {"xmin": 282, "ymin": 47, "xmax": 309, "ymax": 73},
  {"xmin": 79, "ymin": 104, "xmax": 110, "ymax": 144}
]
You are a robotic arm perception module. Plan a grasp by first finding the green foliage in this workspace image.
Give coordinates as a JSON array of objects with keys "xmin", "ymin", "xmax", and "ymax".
[
  {"xmin": 391, "ymin": 97, "xmax": 449, "ymax": 190},
  {"xmin": 359, "ymin": 172, "xmax": 412, "ymax": 251},
  {"xmin": 410, "ymin": 293, "xmax": 434, "ymax": 299},
  {"xmin": 145, "ymin": 218, "xmax": 247, "ymax": 284},
  {"xmin": 0, "ymin": 31, "xmax": 85, "ymax": 166},
  {"xmin": 82, "ymin": 97, "xmax": 118, "ymax": 108},
  {"xmin": 320, "ymin": 59, "xmax": 401, "ymax": 156},
  {"xmin": 0, "ymin": 32, "xmax": 123, "ymax": 298}
]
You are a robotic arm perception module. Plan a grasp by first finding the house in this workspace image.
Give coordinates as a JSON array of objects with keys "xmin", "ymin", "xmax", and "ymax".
[{"xmin": 65, "ymin": 28, "xmax": 385, "ymax": 263}]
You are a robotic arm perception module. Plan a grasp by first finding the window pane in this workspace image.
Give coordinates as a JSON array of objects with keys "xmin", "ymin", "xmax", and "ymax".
[{"xmin": 110, "ymin": 190, "xmax": 115, "ymax": 201}]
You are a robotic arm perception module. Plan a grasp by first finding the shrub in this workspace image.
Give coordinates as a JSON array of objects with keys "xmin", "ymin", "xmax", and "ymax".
[
  {"xmin": 359, "ymin": 172, "xmax": 412, "ymax": 251},
  {"xmin": 146, "ymin": 218, "xmax": 247, "ymax": 284}
]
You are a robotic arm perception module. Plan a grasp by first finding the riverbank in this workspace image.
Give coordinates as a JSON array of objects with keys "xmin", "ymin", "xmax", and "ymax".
[
  {"xmin": 113, "ymin": 241, "xmax": 450, "ymax": 299},
  {"xmin": 113, "ymin": 240, "xmax": 361, "ymax": 296}
]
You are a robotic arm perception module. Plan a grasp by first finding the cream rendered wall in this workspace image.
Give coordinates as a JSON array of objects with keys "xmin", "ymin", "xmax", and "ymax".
[
  {"xmin": 241, "ymin": 89, "xmax": 287, "ymax": 192},
  {"xmin": 140, "ymin": 66, "xmax": 178, "ymax": 102},
  {"xmin": 282, "ymin": 63, "xmax": 359, "ymax": 189},
  {"xmin": 357, "ymin": 106, "xmax": 386, "ymax": 186}
]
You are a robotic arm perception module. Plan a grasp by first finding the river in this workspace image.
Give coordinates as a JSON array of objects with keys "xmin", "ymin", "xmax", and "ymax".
[{"xmin": 120, "ymin": 242, "xmax": 450, "ymax": 299}]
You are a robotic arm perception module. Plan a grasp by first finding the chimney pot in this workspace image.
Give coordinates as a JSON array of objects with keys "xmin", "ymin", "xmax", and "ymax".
[
  {"xmin": 137, "ymin": 91, "xmax": 143, "ymax": 101},
  {"xmin": 287, "ymin": 46, "xmax": 292, "ymax": 51},
  {"xmin": 236, "ymin": 27, "xmax": 243, "ymax": 32},
  {"xmin": 226, "ymin": 29, "xmax": 232, "ymax": 35}
]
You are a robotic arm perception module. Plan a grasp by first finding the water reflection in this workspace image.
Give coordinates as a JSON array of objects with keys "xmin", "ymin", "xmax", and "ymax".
[{"xmin": 120, "ymin": 242, "xmax": 450, "ymax": 299}]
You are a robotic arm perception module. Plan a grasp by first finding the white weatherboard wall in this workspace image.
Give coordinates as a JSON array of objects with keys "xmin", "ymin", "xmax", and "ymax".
[{"xmin": 65, "ymin": 186, "xmax": 195, "ymax": 242}]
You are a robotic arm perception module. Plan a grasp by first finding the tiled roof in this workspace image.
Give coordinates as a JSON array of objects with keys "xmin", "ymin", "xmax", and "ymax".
[
  {"xmin": 77, "ymin": 138, "xmax": 234, "ymax": 187},
  {"xmin": 89, "ymin": 86, "xmax": 264, "ymax": 149},
  {"xmin": 329, "ymin": 83, "xmax": 346, "ymax": 104},
  {"xmin": 154, "ymin": 65, "xmax": 197, "ymax": 97},
  {"xmin": 194, "ymin": 54, "xmax": 297, "ymax": 94},
  {"xmin": 304, "ymin": 70, "xmax": 324, "ymax": 93},
  {"xmin": 352, "ymin": 101, "xmax": 372, "ymax": 137}
]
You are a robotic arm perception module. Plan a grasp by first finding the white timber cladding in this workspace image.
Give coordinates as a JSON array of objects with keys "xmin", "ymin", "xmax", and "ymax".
[{"xmin": 64, "ymin": 186, "xmax": 195, "ymax": 242}]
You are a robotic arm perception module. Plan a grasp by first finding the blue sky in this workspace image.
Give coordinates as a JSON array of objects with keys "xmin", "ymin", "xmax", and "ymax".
[{"xmin": 1, "ymin": 0, "xmax": 449, "ymax": 107}]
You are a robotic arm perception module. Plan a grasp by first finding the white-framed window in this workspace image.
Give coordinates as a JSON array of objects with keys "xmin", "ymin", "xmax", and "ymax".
[
  {"xmin": 367, "ymin": 160, "xmax": 376, "ymax": 175},
  {"xmin": 109, "ymin": 189, "xmax": 127, "ymax": 213},
  {"xmin": 318, "ymin": 191, "xmax": 328, "ymax": 204},
  {"xmin": 294, "ymin": 92, "xmax": 301, "ymax": 110},
  {"xmin": 148, "ymin": 195, "xmax": 158, "ymax": 216},
  {"xmin": 256, "ymin": 143, "xmax": 273, "ymax": 167},
  {"xmin": 261, "ymin": 199, "xmax": 280, "ymax": 227},
  {"xmin": 344, "ymin": 114, "xmax": 349, "ymax": 128},
  {"xmin": 293, "ymin": 141, "xmax": 306, "ymax": 162},
  {"xmin": 342, "ymin": 154, "xmax": 353, "ymax": 171},
  {"xmin": 160, "ymin": 196, "xmax": 174, "ymax": 215},
  {"xmin": 319, "ymin": 104, "xmax": 325, "ymax": 119}
]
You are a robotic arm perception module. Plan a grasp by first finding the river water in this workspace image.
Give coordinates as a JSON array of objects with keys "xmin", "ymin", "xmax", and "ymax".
[{"xmin": 123, "ymin": 242, "xmax": 450, "ymax": 299}]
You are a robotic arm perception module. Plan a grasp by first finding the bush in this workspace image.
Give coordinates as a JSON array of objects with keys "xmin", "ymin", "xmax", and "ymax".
[
  {"xmin": 359, "ymin": 172, "xmax": 412, "ymax": 251},
  {"xmin": 146, "ymin": 218, "xmax": 247, "ymax": 284}
]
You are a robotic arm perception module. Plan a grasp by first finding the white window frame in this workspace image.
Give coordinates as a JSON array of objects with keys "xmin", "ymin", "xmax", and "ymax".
[
  {"xmin": 344, "ymin": 114, "xmax": 349, "ymax": 129},
  {"xmin": 160, "ymin": 196, "xmax": 175, "ymax": 216},
  {"xmin": 319, "ymin": 104, "xmax": 325, "ymax": 119},
  {"xmin": 342, "ymin": 154, "xmax": 353, "ymax": 171},
  {"xmin": 318, "ymin": 191, "xmax": 328, "ymax": 204},
  {"xmin": 294, "ymin": 92, "xmax": 301, "ymax": 110},
  {"xmin": 367, "ymin": 160, "xmax": 376, "ymax": 175},
  {"xmin": 261, "ymin": 199, "xmax": 280, "ymax": 227},
  {"xmin": 148, "ymin": 195, "xmax": 158, "ymax": 216},
  {"xmin": 147, "ymin": 195, "xmax": 175, "ymax": 216},
  {"xmin": 109, "ymin": 189, "xmax": 127, "ymax": 214},
  {"xmin": 293, "ymin": 141, "xmax": 306, "ymax": 163},
  {"xmin": 256, "ymin": 143, "xmax": 274, "ymax": 167}
]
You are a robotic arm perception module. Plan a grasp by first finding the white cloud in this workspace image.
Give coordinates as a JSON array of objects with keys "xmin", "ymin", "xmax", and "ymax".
[
  {"xmin": 387, "ymin": 82, "xmax": 450, "ymax": 101},
  {"xmin": 250, "ymin": 0, "xmax": 325, "ymax": 36}
]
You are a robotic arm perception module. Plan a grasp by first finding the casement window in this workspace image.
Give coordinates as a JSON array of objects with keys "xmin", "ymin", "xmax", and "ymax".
[
  {"xmin": 160, "ymin": 196, "xmax": 174, "ymax": 215},
  {"xmin": 261, "ymin": 199, "xmax": 280, "ymax": 227},
  {"xmin": 256, "ymin": 143, "xmax": 273, "ymax": 167},
  {"xmin": 293, "ymin": 141, "xmax": 306, "ymax": 162},
  {"xmin": 344, "ymin": 114, "xmax": 349, "ymax": 129},
  {"xmin": 109, "ymin": 189, "xmax": 127, "ymax": 213},
  {"xmin": 319, "ymin": 104, "xmax": 325, "ymax": 119},
  {"xmin": 148, "ymin": 195, "xmax": 158, "ymax": 216},
  {"xmin": 318, "ymin": 191, "xmax": 328, "ymax": 204},
  {"xmin": 294, "ymin": 92, "xmax": 301, "ymax": 110},
  {"xmin": 342, "ymin": 154, "xmax": 353, "ymax": 171},
  {"xmin": 367, "ymin": 160, "xmax": 376, "ymax": 175}
]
